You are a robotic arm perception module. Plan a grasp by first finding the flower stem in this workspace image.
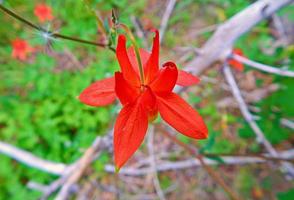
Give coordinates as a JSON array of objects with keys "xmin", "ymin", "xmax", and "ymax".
[
  {"xmin": 119, "ymin": 23, "xmax": 145, "ymax": 85},
  {"xmin": 0, "ymin": 4, "xmax": 115, "ymax": 52}
]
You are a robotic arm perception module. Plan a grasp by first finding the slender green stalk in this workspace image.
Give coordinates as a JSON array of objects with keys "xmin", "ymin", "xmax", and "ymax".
[{"xmin": 119, "ymin": 23, "xmax": 145, "ymax": 84}]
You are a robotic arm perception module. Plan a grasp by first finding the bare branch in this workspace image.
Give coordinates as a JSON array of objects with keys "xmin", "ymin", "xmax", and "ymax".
[
  {"xmin": 223, "ymin": 64, "xmax": 294, "ymax": 178},
  {"xmin": 185, "ymin": 0, "xmax": 293, "ymax": 75},
  {"xmin": 232, "ymin": 53, "xmax": 294, "ymax": 77},
  {"xmin": 0, "ymin": 141, "xmax": 66, "ymax": 175},
  {"xmin": 281, "ymin": 118, "xmax": 294, "ymax": 130},
  {"xmin": 159, "ymin": 0, "xmax": 177, "ymax": 44},
  {"xmin": 104, "ymin": 149, "xmax": 294, "ymax": 176}
]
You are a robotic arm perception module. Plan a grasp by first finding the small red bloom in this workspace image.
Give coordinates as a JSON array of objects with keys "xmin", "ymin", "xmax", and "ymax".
[
  {"xmin": 228, "ymin": 48, "xmax": 245, "ymax": 71},
  {"xmin": 79, "ymin": 30, "xmax": 208, "ymax": 169},
  {"xmin": 34, "ymin": 3, "xmax": 53, "ymax": 23},
  {"xmin": 11, "ymin": 38, "xmax": 34, "ymax": 61}
]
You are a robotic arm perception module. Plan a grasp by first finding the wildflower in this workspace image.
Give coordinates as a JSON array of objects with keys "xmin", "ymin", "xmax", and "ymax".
[
  {"xmin": 34, "ymin": 3, "xmax": 53, "ymax": 23},
  {"xmin": 228, "ymin": 48, "xmax": 245, "ymax": 71},
  {"xmin": 11, "ymin": 38, "xmax": 33, "ymax": 61},
  {"xmin": 79, "ymin": 30, "xmax": 208, "ymax": 169}
]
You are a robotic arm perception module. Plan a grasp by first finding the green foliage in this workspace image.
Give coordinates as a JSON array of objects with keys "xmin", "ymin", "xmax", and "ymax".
[{"xmin": 277, "ymin": 188, "xmax": 294, "ymax": 200}]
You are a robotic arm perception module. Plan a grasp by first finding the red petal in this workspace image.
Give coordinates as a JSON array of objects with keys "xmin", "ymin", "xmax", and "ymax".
[
  {"xmin": 177, "ymin": 70, "xmax": 200, "ymax": 86},
  {"xmin": 114, "ymin": 89, "xmax": 155, "ymax": 169},
  {"xmin": 79, "ymin": 77, "xmax": 116, "ymax": 106},
  {"xmin": 127, "ymin": 47, "xmax": 150, "ymax": 75},
  {"xmin": 115, "ymin": 72, "xmax": 140, "ymax": 105},
  {"xmin": 116, "ymin": 35, "xmax": 140, "ymax": 86},
  {"xmin": 157, "ymin": 93, "xmax": 208, "ymax": 139},
  {"xmin": 150, "ymin": 61, "xmax": 178, "ymax": 94},
  {"xmin": 144, "ymin": 30, "xmax": 159, "ymax": 84},
  {"xmin": 228, "ymin": 59, "xmax": 244, "ymax": 71},
  {"xmin": 229, "ymin": 48, "xmax": 244, "ymax": 71}
]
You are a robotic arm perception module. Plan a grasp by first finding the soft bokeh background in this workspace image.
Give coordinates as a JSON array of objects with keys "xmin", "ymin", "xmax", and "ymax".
[{"xmin": 0, "ymin": 0, "xmax": 293, "ymax": 199}]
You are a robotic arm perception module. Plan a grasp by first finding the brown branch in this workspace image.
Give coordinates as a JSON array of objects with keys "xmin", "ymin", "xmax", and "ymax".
[
  {"xmin": 105, "ymin": 149, "xmax": 294, "ymax": 176},
  {"xmin": 184, "ymin": 0, "xmax": 293, "ymax": 75},
  {"xmin": 54, "ymin": 137, "xmax": 103, "ymax": 200},
  {"xmin": 160, "ymin": 129, "xmax": 241, "ymax": 200}
]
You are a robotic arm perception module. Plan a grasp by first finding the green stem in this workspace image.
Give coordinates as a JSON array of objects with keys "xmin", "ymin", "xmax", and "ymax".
[
  {"xmin": 119, "ymin": 23, "xmax": 145, "ymax": 84},
  {"xmin": 0, "ymin": 4, "xmax": 115, "ymax": 52}
]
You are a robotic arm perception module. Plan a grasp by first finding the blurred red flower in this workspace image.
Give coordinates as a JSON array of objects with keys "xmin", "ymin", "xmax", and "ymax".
[
  {"xmin": 34, "ymin": 3, "xmax": 53, "ymax": 23},
  {"xmin": 79, "ymin": 30, "xmax": 208, "ymax": 169},
  {"xmin": 11, "ymin": 38, "xmax": 33, "ymax": 61},
  {"xmin": 228, "ymin": 48, "xmax": 245, "ymax": 71}
]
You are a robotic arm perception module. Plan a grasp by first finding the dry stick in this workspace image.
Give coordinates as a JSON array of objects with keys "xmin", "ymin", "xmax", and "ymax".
[
  {"xmin": 223, "ymin": 64, "xmax": 294, "ymax": 178},
  {"xmin": 232, "ymin": 54, "xmax": 294, "ymax": 77},
  {"xmin": 54, "ymin": 137, "xmax": 102, "ymax": 200},
  {"xmin": 160, "ymin": 129, "xmax": 241, "ymax": 200},
  {"xmin": 185, "ymin": 0, "xmax": 293, "ymax": 75},
  {"xmin": 1, "ymin": 139, "xmax": 293, "ymax": 177},
  {"xmin": 0, "ymin": 4, "xmax": 115, "ymax": 52},
  {"xmin": 147, "ymin": 127, "xmax": 166, "ymax": 200},
  {"xmin": 280, "ymin": 118, "xmax": 294, "ymax": 130},
  {"xmin": 0, "ymin": 141, "xmax": 66, "ymax": 175},
  {"xmin": 159, "ymin": 0, "xmax": 177, "ymax": 44},
  {"xmin": 40, "ymin": 129, "xmax": 112, "ymax": 199},
  {"xmin": 105, "ymin": 149, "xmax": 294, "ymax": 176}
]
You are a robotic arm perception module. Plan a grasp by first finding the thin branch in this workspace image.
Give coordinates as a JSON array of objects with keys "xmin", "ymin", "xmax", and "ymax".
[
  {"xmin": 160, "ymin": 129, "xmax": 241, "ymax": 200},
  {"xmin": 0, "ymin": 4, "xmax": 115, "ymax": 51},
  {"xmin": 159, "ymin": 0, "xmax": 177, "ymax": 44},
  {"xmin": 223, "ymin": 64, "xmax": 294, "ymax": 178},
  {"xmin": 54, "ymin": 137, "xmax": 102, "ymax": 200},
  {"xmin": 105, "ymin": 149, "xmax": 294, "ymax": 176},
  {"xmin": 280, "ymin": 118, "xmax": 294, "ymax": 130},
  {"xmin": 2, "ymin": 137, "xmax": 293, "ymax": 180},
  {"xmin": 232, "ymin": 53, "xmax": 294, "ymax": 77},
  {"xmin": 0, "ymin": 141, "xmax": 66, "ymax": 175},
  {"xmin": 147, "ymin": 126, "xmax": 166, "ymax": 200},
  {"xmin": 185, "ymin": 0, "xmax": 293, "ymax": 75}
]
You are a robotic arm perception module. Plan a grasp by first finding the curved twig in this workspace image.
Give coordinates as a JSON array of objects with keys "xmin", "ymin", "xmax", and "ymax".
[{"xmin": 232, "ymin": 54, "xmax": 294, "ymax": 77}]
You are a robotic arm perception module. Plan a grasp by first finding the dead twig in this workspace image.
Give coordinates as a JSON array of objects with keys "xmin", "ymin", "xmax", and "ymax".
[
  {"xmin": 159, "ymin": 0, "xmax": 177, "ymax": 44},
  {"xmin": 232, "ymin": 53, "xmax": 294, "ymax": 77},
  {"xmin": 0, "ymin": 141, "xmax": 66, "ymax": 175},
  {"xmin": 185, "ymin": 0, "xmax": 293, "ymax": 75},
  {"xmin": 160, "ymin": 129, "xmax": 241, "ymax": 200},
  {"xmin": 280, "ymin": 118, "xmax": 294, "ymax": 130},
  {"xmin": 223, "ymin": 64, "xmax": 294, "ymax": 178},
  {"xmin": 105, "ymin": 149, "xmax": 294, "ymax": 176},
  {"xmin": 147, "ymin": 126, "xmax": 166, "ymax": 200}
]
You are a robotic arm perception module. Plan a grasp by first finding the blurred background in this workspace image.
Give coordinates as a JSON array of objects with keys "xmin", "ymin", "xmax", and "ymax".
[{"xmin": 0, "ymin": 0, "xmax": 293, "ymax": 199}]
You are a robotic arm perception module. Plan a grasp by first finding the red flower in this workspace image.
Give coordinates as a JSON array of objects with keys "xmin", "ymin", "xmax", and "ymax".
[
  {"xmin": 11, "ymin": 38, "xmax": 34, "ymax": 61},
  {"xmin": 228, "ymin": 48, "xmax": 245, "ymax": 71},
  {"xmin": 34, "ymin": 3, "xmax": 53, "ymax": 23},
  {"xmin": 79, "ymin": 30, "xmax": 208, "ymax": 169}
]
